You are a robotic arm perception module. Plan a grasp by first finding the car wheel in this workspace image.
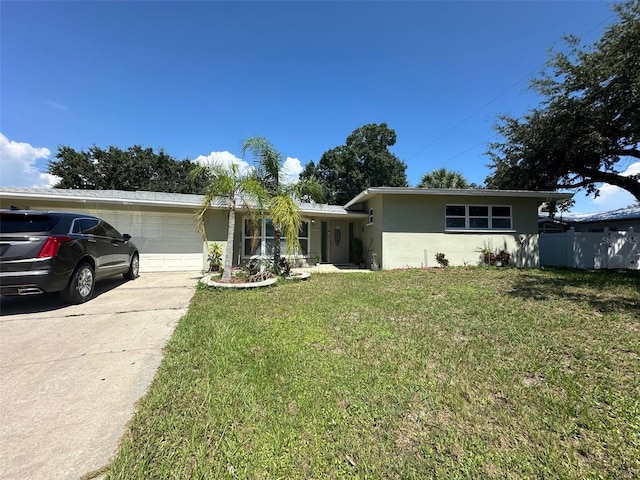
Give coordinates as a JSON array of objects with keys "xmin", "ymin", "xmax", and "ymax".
[
  {"xmin": 124, "ymin": 253, "xmax": 139, "ymax": 280},
  {"xmin": 61, "ymin": 262, "xmax": 95, "ymax": 304}
]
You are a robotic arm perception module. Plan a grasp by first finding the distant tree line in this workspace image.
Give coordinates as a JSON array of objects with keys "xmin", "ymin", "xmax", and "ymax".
[{"xmin": 49, "ymin": 145, "xmax": 207, "ymax": 193}]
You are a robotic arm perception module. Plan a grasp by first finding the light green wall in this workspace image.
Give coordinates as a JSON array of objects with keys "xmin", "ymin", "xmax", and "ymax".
[
  {"xmin": 380, "ymin": 194, "xmax": 539, "ymax": 233},
  {"xmin": 361, "ymin": 195, "xmax": 384, "ymax": 268},
  {"xmin": 369, "ymin": 193, "xmax": 542, "ymax": 269},
  {"xmin": 382, "ymin": 232, "xmax": 539, "ymax": 268}
]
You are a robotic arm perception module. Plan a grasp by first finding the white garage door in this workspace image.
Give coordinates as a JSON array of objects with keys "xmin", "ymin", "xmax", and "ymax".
[{"xmin": 85, "ymin": 209, "xmax": 204, "ymax": 273}]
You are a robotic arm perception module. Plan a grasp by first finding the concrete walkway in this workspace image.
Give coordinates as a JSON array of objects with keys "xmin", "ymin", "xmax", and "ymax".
[{"xmin": 0, "ymin": 272, "xmax": 199, "ymax": 480}]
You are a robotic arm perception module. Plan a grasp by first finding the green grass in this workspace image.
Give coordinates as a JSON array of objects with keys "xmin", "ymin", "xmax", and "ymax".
[{"xmin": 105, "ymin": 268, "xmax": 640, "ymax": 479}]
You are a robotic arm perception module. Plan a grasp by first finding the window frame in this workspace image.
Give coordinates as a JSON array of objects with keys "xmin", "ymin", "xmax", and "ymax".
[
  {"xmin": 445, "ymin": 204, "xmax": 513, "ymax": 231},
  {"xmin": 242, "ymin": 217, "xmax": 311, "ymax": 258}
]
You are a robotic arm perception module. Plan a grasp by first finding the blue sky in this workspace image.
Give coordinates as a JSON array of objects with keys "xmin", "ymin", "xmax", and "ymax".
[{"xmin": 1, "ymin": 0, "xmax": 637, "ymax": 212}]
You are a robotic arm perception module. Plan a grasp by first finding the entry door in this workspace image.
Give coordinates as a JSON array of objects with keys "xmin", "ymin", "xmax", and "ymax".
[{"xmin": 330, "ymin": 220, "xmax": 350, "ymax": 264}]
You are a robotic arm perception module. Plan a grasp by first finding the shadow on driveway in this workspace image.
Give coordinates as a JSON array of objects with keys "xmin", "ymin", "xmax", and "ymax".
[{"xmin": 0, "ymin": 277, "xmax": 128, "ymax": 316}]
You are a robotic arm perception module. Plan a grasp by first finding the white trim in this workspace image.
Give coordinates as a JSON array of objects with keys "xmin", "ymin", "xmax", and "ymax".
[
  {"xmin": 344, "ymin": 187, "xmax": 573, "ymax": 209},
  {"xmin": 445, "ymin": 204, "xmax": 513, "ymax": 231}
]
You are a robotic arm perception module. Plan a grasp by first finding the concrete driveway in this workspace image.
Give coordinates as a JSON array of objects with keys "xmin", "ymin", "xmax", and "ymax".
[{"xmin": 0, "ymin": 271, "xmax": 200, "ymax": 480}]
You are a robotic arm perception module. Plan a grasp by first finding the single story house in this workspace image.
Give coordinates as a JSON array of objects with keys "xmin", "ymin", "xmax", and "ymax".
[
  {"xmin": 0, "ymin": 187, "xmax": 570, "ymax": 272},
  {"xmin": 344, "ymin": 188, "xmax": 571, "ymax": 269}
]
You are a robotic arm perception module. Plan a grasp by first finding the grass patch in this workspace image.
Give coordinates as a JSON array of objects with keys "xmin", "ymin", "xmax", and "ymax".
[{"xmin": 106, "ymin": 268, "xmax": 639, "ymax": 479}]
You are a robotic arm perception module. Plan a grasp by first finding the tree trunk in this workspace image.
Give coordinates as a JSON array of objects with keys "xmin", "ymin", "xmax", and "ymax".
[
  {"xmin": 222, "ymin": 194, "xmax": 235, "ymax": 282},
  {"xmin": 273, "ymin": 227, "xmax": 282, "ymax": 274}
]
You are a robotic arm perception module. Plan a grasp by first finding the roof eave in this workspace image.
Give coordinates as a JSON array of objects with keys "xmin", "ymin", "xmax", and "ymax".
[{"xmin": 344, "ymin": 187, "xmax": 573, "ymax": 208}]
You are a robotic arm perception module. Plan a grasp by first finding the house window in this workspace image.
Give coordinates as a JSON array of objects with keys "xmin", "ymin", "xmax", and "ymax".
[
  {"xmin": 368, "ymin": 208, "xmax": 374, "ymax": 224},
  {"xmin": 445, "ymin": 205, "xmax": 512, "ymax": 230},
  {"xmin": 243, "ymin": 218, "xmax": 310, "ymax": 257}
]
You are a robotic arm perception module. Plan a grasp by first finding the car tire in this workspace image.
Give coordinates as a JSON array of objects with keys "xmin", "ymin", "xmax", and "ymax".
[
  {"xmin": 61, "ymin": 262, "xmax": 95, "ymax": 304},
  {"xmin": 124, "ymin": 253, "xmax": 139, "ymax": 280}
]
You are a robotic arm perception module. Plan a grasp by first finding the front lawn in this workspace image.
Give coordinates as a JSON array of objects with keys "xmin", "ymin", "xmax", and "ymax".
[{"xmin": 105, "ymin": 268, "xmax": 639, "ymax": 479}]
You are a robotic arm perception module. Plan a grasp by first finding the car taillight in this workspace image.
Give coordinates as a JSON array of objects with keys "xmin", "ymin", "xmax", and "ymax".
[{"xmin": 37, "ymin": 236, "xmax": 72, "ymax": 258}]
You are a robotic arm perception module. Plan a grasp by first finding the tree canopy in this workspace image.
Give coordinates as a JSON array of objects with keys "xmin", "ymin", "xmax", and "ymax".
[
  {"xmin": 301, "ymin": 123, "xmax": 408, "ymax": 205},
  {"xmin": 48, "ymin": 145, "xmax": 205, "ymax": 193},
  {"xmin": 418, "ymin": 168, "xmax": 470, "ymax": 189},
  {"xmin": 486, "ymin": 0, "xmax": 640, "ymax": 202}
]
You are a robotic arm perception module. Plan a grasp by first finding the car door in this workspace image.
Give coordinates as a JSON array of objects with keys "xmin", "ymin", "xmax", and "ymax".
[
  {"xmin": 76, "ymin": 218, "xmax": 127, "ymax": 278},
  {"xmin": 95, "ymin": 220, "xmax": 130, "ymax": 276}
]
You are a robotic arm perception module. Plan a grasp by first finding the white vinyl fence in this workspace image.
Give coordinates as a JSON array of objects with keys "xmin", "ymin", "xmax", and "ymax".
[{"xmin": 540, "ymin": 227, "xmax": 639, "ymax": 270}]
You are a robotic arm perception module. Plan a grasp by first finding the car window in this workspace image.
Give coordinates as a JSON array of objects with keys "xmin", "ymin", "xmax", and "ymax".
[
  {"xmin": 0, "ymin": 213, "xmax": 59, "ymax": 233},
  {"xmin": 73, "ymin": 218, "xmax": 104, "ymax": 235},
  {"xmin": 100, "ymin": 221, "xmax": 123, "ymax": 239}
]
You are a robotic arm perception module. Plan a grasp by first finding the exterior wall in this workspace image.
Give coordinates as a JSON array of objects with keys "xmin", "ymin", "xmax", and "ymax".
[
  {"xmin": 382, "ymin": 232, "xmax": 539, "ymax": 269},
  {"xmin": 377, "ymin": 194, "xmax": 541, "ymax": 269},
  {"xmin": 308, "ymin": 218, "xmax": 322, "ymax": 264},
  {"xmin": 362, "ymin": 195, "xmax": 384, "ymax": 268},
  {"xmin": 380, "ymin": 194, "xmax": 539, "ymax": 233},
  {"xmin": 203, "ymin": 208, "xmax": 233, "ymax": 271}
]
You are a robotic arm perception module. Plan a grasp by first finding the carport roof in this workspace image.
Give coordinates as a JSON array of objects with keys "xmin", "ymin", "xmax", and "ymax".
[{"xmin": 0, "ymin": 187, "xmax": 361, "ymax": 217}]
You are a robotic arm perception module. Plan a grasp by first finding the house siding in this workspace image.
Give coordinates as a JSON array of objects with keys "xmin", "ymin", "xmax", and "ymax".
[
  {"xmin": 375, "ymin": 194, "xmax": 541, "ymax": 269},
  {"xmin": 362, "ymin": 195, "xmax": 384, "ymax": 268}
]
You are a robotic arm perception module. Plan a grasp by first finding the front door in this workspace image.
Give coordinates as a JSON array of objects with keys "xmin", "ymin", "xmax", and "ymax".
[{"xmin": 329, "ymin": 220, "xmax": 350, "ymax": 264}]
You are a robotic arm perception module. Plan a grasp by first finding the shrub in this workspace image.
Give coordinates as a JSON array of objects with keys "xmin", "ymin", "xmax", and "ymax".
[
  {"xmin": 477, "ymin": 247, "xmax": 511, "ymax": 267},
  {"xmin": 435, "ymin": 252, "xmax": 449, "ymax": 268}
]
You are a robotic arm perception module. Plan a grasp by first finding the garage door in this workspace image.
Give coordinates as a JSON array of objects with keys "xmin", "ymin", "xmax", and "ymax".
[
  {"xmin": 102, "ymin": 210, "xmax": 204, "ymax": 272},
  {"xmin": 99, "ymin": 209, "xmax": 204, "ymax": 272}
]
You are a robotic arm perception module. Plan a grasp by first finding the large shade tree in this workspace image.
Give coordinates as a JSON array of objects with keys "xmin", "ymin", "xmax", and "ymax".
[
  {"xmin": 242, "ymin": 137, "xmax": 323, "ymax": 272},
  {"xmin": 486, "ymin": 0, "xmax": 640, "ymax": 202},
  {"xmin": 301, "ymin": 123, "xmax": 408, "ymax": 205},
  {"xmin": 49, "ymin": 145, "xmax": 205, "ymax": 193},
  {"xmin": 192, "ymin": 162, "xmax": 267, "ymax": 283},
  {"xmin": 418, "ymin": 168, "xmax": 470, "ymax": 189}
]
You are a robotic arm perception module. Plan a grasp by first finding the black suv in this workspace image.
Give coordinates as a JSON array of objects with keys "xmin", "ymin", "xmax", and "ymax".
[{"xmin": 0, "ymin": 210, "xmax": 139, "ymax": 303}]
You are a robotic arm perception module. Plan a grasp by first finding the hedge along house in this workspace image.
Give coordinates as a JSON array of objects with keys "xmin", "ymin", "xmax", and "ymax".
[
  {"xmin": 0, "ymin": 187, "xmax": 367, "ymax": 272},
  {"xmin": 343, "ymin": 188, "xmax": 573, "ymax": 269},
  {"xmin": 0, "ymin": 187, "xmax": 569, "ymax": 271}
]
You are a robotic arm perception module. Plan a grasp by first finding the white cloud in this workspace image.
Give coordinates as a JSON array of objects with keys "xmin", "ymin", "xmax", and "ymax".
[
  {"xmin": 570, "ymin": 162, "xmax": 640, "ymax": 213},
  {"xmin": 193, "ymin": 151, "xmax": 303, "ymax": 185},
  {"xmin": 0, "ymin": 133, "xmax": 58, "ymax": 188},
  {"xmin": 280, "ymin": 157, "xmax": 303, "ymax": 185},
  {"xmin": 193, "ymin": 151, "xmax": 253, "ymax": 175}
]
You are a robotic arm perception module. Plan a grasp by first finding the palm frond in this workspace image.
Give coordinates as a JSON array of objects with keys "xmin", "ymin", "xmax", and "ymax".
[{"xmin": 269, "ymin": 194, "xmax": 302, "ymax": 256}]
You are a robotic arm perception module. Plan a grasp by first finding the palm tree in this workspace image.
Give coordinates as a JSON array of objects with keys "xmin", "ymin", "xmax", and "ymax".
[
  {"xmin": 418, "ymin": 168, "xmax": 470, "ymax": 189},
  {"xmin": 242, "ymin": 136, "xmax": 323, "ymax": 272},
  {"xmin": 192, "ymin": 162, "xmax": 267, "ymax": 282}
]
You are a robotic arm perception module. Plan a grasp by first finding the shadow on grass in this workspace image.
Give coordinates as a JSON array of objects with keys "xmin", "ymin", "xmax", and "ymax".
[{"xmin": 508, "ymin": 267, "xmax": 640, "ymax": 315}]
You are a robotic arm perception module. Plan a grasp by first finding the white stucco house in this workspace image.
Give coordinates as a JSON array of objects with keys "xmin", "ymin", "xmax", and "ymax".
[{"xmin": 0, "ymin": 187, "xmax": 571, "ymax": 272}]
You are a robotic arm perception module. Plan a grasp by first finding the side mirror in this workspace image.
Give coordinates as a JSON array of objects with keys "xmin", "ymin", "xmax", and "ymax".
[{"xmin": 123, "ymin": 233, "xmax": 132, "ymax": 242}]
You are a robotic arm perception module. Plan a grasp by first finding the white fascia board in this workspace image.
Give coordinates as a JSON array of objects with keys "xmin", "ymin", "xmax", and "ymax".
[
  {"xmin": 1, "ymin": 191, "xmax": 203, "ymax": 209},
  {"xmin": 343, "ymin": 188, "xmax": 573, "ymax": 209}
]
